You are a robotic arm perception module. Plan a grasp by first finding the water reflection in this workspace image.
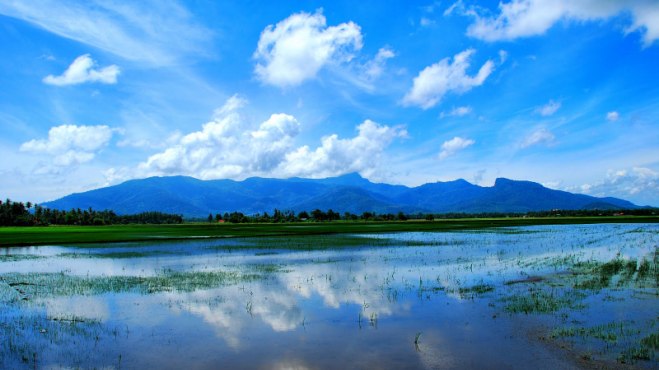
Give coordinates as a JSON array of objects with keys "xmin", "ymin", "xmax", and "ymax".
[{"xmin": 1, "ymin": 223, "xmax": 657, "ymax": 369}]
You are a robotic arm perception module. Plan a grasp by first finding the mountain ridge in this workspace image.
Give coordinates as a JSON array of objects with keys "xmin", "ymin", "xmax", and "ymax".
[{"xmin": 42, "ymin": 173, "xmax": 639, "ymax": 217}]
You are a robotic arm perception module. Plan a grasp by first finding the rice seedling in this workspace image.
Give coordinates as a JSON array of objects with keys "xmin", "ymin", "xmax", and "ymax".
[
  {"xmin": 502, "ymin": 288, "xmax": 586, "ymax": 314},
  {"xmin": 0, "ymin": 269, "xmax": 262, "ymax": 298},
  {"xmin": 640, "ymin": 332, "xmax": 659, "ymax": 350},
  {"xmin": 0, "ymin": 254, "xmax": 43, "ymax": 262}
]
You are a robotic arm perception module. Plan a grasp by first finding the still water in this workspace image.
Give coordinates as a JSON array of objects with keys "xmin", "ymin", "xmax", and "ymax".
[{"xmin": 1, "ymin": 223, "xmax": 657, "ymax": 369}]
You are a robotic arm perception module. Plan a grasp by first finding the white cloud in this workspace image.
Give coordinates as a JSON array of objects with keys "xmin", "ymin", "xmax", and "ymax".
[
  {"xmin": 439, "ymin": 136, "xmax": 475, "ymax": 160},
  {"xmin": 420, "ymin": 17, "xmax": 436, "ymax": 27},
  {"xmin": 458, "ymin": 0, "xmax": 659, "ymax": 47},
  {"xmin": 280, "ymin": 120, "xmax": 407, "ymax": 178},
  {"xmin": 576, "ymin": 167, "xmax": 658, "ymax": 205},
  {"xmin": 498, "ymin": 50, "xmax": 508, "ymax": 63},
  {"xmin": 440, "ymin": 106, "xmax": 473, "ymax": 118},
  {"xmin": 253, "ymin": 10, "xmax": 363, "ymax": 87},
  {"xmin": 43, "ymin": 54, "xmax": 120, "ymax": 86},
  {"xmin": 20, "ymin": 124, "xmax": 114, "ymax": 166},
  {"xmin": 536, "ymin": 99, "xmax": 561, "ymax": 116},
  {"xmin": 363, "ymin": 47, "xmax": 395, "ymax": 80},
  {"xmin": 606, "ymin": 111, "xmax": 620, "ymax": 121},
  {"xmin": 520, "ymin": 127, "xmax": 555, "ymax": 148},
  {"xmin": 0, "ymin": 0, "xmax": 212, "ymax": 65},
  {"xmin": 403, "ymin": 49, "xmax": 494, "ymax": 109},
  {"xmin": 137, "ymin": 95, "xmax": 406, "ymax": 180}
]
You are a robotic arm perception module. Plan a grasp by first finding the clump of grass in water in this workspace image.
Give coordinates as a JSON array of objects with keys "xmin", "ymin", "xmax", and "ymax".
[
  {"xmin": 58, "ymin": 250, "xmax": 180, "ymax": 259},
  {"xmin": 503, "ymin": 288, "xmax": 585, "ymax": 314},
  {"xmin": 0, "ymin": 254, "xmax": 44, "ymax": 262},
  {"xmin": 47, "ymin": 314, "xmax": 101, "ymax": 324},
  {"xmin": 640, "ymin": 332, "xmax": 659, "ymax": 350},
  {"xmin": 572, "ymin": 255, "xmax": 658, "ymax": 290},
  {"xmin": 456, "ymin": 283, "xmax": 494, "ymax": 299},
  {"xmin": 618, "ymin": 346, "xmax": 652, "ymax": 363},
  {"xmin": 0, "ymin": 269, "xmax": 261, "ymax": 298},
  {"xmin": 459, "ymin": 283, "xmax": 494, "ymax": 295},
  {"xmin": 551, "ymin": 321, "xmax": 640, "ymax": 344},
  {"xmin": 247, "ymin": 263, "xmax": 291, "ymax": 274}
]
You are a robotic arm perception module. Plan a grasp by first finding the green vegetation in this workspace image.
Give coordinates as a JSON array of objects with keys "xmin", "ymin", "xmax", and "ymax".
[
  {"xmin": 0, "ymin": 270, "xmax": 261, "ymax": 299},
  {"xmin": 572, "ymin": 255, "xmax": 658, "ymax": 290},
  {"xmin": 551, "ymin": 321, "xmax": 641, "ymax": 344},
  {"xmin": 0, "ymin": 199, "xmax": 182, "ymax": 226},
  {"xmin": 1, "ymin": 216, "xmax": 658, "ymax": 247},
  {"xmin": 502, "ymin": 288, "xmax": 586, "ymax": 314},
  {"xmin": 458, "ymin": 283, "xmax": 495, "ymax": 295}
]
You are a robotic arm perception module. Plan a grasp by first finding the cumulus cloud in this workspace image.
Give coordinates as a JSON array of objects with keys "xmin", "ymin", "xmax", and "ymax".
[
  {"xmin": 137, "ymin": 95, "xmax": 406, "ymax": 180},
  {"xmin": 577, "ymin": 167, "xmax": 658, "ymax": 204},
  {"xmin": 520, "ymin": 127, "xmax": 555, "ymax": 148},
  {"xmin": 440, "ymin": 106, "xmax": 473, "ymax": 118},
  {"xmin": 20, "ymin": 124, "xmax": 114, "ymax": 166},
  {"xmin": 279, "ymin": 120, "xmax": 407, "ymax": 178},
  {"xmin": 456, "ymin": 0, "xmax": 659, "ymax": 47},
  {"xmin": 43, "ymin": 54, "xmax": 120, "ymax": 86},
  {"xmin": 606, "ymin": 111, "xmax": 620, "ymax": 121},
  {"xmin": 403, "ymin": 49, "xmax": 494, "ymax": 109},
  {"xmin": 439, "ymin": 136, "xmax": 475, "ymax": 160},
  {"xmin": 253, "ymin": 10, "xmax": 363, "ymax": 87},
  {"xmin": 536, "ymin": 99, "xmax": 561, "ymax": 116}
]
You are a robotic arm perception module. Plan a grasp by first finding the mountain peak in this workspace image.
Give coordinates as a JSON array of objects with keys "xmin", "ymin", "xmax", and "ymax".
[
  {"xmin": 494, "ymin": 177, "xmax": 542, "ymax": 188},
  {"xmin": 318, "ymin": 172, "xmax": 370, "ymax": 186},
  {"xmin": 42, "ymin": 174, "xmax": 639, "ymax": 217}
]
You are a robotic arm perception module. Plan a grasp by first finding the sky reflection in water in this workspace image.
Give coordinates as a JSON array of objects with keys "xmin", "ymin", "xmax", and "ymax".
[{"xmin": 1, "ymin": 223, "xmax": 657, "ymax": 369}]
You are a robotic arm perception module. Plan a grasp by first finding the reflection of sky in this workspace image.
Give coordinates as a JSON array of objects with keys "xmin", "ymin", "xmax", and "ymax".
[{"xmin": 2, "ymin": 224, "xmax": 657, "ymax": 368}]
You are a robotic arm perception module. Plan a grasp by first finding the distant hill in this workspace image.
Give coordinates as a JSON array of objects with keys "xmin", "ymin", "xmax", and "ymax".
[{"xmin": 42, "ymin": 174, "xmax": 639, "ymax": 217}]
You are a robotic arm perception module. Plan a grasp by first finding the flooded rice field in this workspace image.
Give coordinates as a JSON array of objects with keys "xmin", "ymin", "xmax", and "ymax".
[{"xmin": 1, "ymin": 223, "xmax": 657, "ymax": 369}]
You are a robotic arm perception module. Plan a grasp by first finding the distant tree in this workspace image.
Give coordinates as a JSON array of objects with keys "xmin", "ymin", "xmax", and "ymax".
[
  {"xmin": 284, "ymin": 210, "xmax": 296, "ymax": 222},
  {"xmin": 397, "ymin": 211, "xmax": 408, "ymax": 221},
  {"xmin": 297, "ymin": 211, "xmax": 309, "ymax": 220},
  {"xmin": 326, "ymin": 209, "xmax": 340, "ymax": 221},
  {"xmin": 208, "ymin": 213, "xmax": 213, "ymax": 223},
  {"xmin": 425, "ymin": 214, "xmax": 435, "ymax": 221},
  {"xmin": 273, "ymin": 209, "xmax": 283, "ymax": 223},
  {"xmin": 311, "ymin": 209, "xmax": 326, "ymax": 222},
  {"xmin": 215, "ymin": 213, "xmax": 222, "ymax": 221}
]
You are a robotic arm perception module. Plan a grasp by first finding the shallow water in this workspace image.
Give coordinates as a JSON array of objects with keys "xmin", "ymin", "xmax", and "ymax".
[{"xmin": 1, "ymin": 223, "xmax": 657, "ymax": 369}]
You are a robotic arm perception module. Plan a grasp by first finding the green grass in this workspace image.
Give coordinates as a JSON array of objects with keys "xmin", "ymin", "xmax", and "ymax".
[
  {"xmin": 57, "ymin": 250, "xmax": 182, "ymax": 259},
  {"xmin": 551, "ymin": 321, "xmax": 641, "ymax": 344},
  {"xmin": 0, "ymin": 254, "xmax": 44, "ymax": 262},
  {"xmin": 0, "ymin": 269, "xmax": 261, "ymax": 298},
  {"xmin": 458, "ymin": 283, "xmax": 495, "ymax": 295},
  {"xmin": 572, "ymin": 256, "xmax": 658, "ymax": 290},
  {"xmin": 503, "ymin": 288, "xmax": 586, "ymax": 314},
  {"xmin": 1, "ymin": 216, "xmax": 657, "ymax": 247}
]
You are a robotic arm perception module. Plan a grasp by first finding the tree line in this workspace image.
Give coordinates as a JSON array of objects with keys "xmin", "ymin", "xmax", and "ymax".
[
  {"xmin": 2, "ymin": 198, "xmax": 654, "ymax": 227},
  {"xmin": 204, "ymin": 209, "xmax": 410, "ymax": 223},
  {"xmin": 204, "ymin": 207, "xmax": 656, "ymax": 223},
  {"xmin": 0, "ymin": 199, "xmax": 182, "ymax": 226}
]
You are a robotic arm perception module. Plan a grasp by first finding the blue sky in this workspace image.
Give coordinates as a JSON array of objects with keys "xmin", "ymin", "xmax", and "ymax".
[{"xmin": 1, "ymin": 0, "xmax": 658, "ymax": 205}]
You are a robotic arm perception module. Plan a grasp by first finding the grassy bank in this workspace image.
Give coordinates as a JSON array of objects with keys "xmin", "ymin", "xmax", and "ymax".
[{"xmin": 0, "ymin": 216, "xmax": 657, "ymax": 247}]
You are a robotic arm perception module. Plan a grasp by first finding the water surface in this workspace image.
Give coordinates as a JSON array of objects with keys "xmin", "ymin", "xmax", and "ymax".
[{"xmin": 1, "ymin": 223, "xmax": 657, "ymax": 369}]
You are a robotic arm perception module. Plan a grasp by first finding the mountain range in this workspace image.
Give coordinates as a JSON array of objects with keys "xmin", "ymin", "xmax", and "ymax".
[{"xmin": 41, "ymin": 174, "xmax": 639, "ymax": 217}]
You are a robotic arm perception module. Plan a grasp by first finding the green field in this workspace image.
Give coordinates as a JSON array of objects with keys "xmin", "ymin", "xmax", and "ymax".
[{"xmin": 1, "ymin": 216, "xmax": 658, "ymax": 247}]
